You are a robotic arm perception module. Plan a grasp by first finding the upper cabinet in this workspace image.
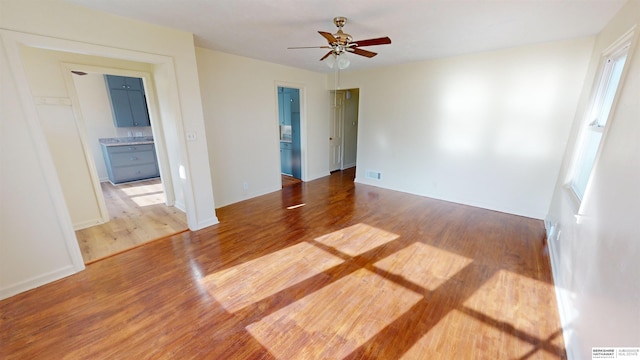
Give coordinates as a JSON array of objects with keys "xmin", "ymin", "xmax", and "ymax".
[
  {"xmin": 105, "ymin": 75, "xmax": 151, "ymax": 127},
  {"xmin": 278, "ymin": 87, "xmax": 299, "ymax": 126},
  {"xmin": 290, "ymin": 88, "xmax": 299, "ymax": 113}
]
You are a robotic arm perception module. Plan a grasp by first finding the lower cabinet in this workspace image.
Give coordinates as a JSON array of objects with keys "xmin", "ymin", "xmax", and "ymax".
[
  {"xmin": 101, "ymin": 143, "xmax": 160, "ymax": 184},
  {"xmin": 280, "ymin": 141, "xmax": 292, "ymax": 175}
]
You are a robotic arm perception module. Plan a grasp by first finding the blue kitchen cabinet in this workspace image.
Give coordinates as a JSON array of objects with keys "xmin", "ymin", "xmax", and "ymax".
[
  {"xmin": 101, "ymin": 143, "xmax": 160, "ymax": 184},
  {"xmin": 280, "ymin": 141, "xmax": 293, "ymax": 176},
  {"xmin": 105, "ymin": 75, "xmax": 151, "ymax": 127}
]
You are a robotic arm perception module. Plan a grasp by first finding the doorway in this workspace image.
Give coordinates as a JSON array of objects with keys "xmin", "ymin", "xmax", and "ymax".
[
  {"xmin": 2, "ymin": 30, "xmax": 216, "ymax": 295},
  {"xmin": 18, "ymin": 44, "xmax": 188, "ymax": 264},
  {"xmin": 70, "ymin": 71, "xmax": 187, "ymax": 263},
  {"xmin": 278, "ymin": 86, "xmax": 302, "ymax": 185},
  {"xmin": 330, "ymin": 89, "xmax": 359, "ymax": 171}
]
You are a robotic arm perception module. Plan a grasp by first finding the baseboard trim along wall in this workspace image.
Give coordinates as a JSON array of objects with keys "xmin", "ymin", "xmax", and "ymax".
[
  {"xmin": 0, "ymin": 264, "xmax": 82, "ymax": 301},
  {"xmin": 545, "ymin": 220, "xmax": 578, "ymax": 360}
]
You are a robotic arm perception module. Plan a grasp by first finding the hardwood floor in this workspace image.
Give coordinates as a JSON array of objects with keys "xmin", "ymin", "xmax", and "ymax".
[
  {"xmin": 1, "ymin": 168, "xmax": 566, "ymax": 359},
  {"xmin": 282, "ymin": 174, "xmax": 302, "ymax": 188},
  {"xmin": 75, "ymin": 178, "xmax": 188, "ymax": 263}
]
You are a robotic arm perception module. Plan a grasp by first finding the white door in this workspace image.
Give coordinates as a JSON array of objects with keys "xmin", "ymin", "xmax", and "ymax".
[{"xmin": 329, "ymin": 91, "xmax": 345, "ymax": 172}]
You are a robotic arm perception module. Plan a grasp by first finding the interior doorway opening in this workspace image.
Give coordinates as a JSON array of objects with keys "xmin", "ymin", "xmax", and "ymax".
[
  {"xmin": 69, "ymin": 70, "xmax": 187, "ymax": 263},
  {"xmin": 330, "ymin": 88, "xmax": 359, "ymax": 172},
  {"xmin": 278, "ymin": 86, "xmax": 302, "ymax": 187},
  {"xmin": 17, "ymin": 43, "xmax": 188, "ymax": 264},
  {"xmin": 1, "ymin": 29, "xmax": 217, "ymax": 298}
]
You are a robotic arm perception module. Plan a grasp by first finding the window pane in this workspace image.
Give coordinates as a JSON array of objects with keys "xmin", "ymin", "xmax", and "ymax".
[
  {"xmin": 571, "ymin": 130, "xmax": 603, "ymax": 200},
  {"xmin": 596, "ymin": 54, "xmax": 627, "ymax": 127}
]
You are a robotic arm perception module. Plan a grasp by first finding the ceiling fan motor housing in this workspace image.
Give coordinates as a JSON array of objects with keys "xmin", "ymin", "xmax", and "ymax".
[
  {"xmin": 332, "ymin": 17, "xmax": 353, "ymax": 46},
  {"xmin": 333, "ymin": 16, "xmax": 347, "ymax": 28}
]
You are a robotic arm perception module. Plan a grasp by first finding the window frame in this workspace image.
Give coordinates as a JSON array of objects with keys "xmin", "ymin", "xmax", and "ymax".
[{"xmin": 567, "ymin": 27, "xmax": 637, "ymax": 212}]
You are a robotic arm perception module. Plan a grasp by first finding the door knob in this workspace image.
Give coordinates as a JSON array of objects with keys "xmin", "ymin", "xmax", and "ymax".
[{"xmin": 329, "ymin": 137, "xmax": 333, "ymax": 140}]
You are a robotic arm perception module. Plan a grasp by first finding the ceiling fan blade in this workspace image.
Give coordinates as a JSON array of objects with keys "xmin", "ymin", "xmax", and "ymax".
[
  {"xmin": 320, "ymin": 51, "xmax": 334, "ymax": 61},
  {"xmin": 350, "ymin": 47, "xmax": 377, "ymax": 58},
  {"xmin": 318, "ymin": 31, "xmax": 338, "ymax": 44},
  {"xmin": 288, "ymin": 46, "xmax": 332, "ymax": 49},
  {"xmin": 353, "ymin": 36, "xmax": 391, "ymax": 47}
]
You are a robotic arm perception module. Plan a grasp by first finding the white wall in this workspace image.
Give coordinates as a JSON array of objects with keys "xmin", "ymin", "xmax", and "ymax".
[
  {"xmin": 195, "ymin": 48, "xmax": 329, "ymax": 208},
  {"xmin": 338, "ymin": 38, "xmax": 595, "ymax": 219},
  {"xmin": 0, "ymin": 40, "xmax": 85, "ymax": 299},
  {"xmin": 74, "ymin": 73, "xmax": 119, "ymax": 181},
  {"xmin": 546, "ymin": 1, "xmax": 640, "ymax": 358},
  {"xmin": 0, "ymin": 0, "xmax": 217, "ymax": 299}
]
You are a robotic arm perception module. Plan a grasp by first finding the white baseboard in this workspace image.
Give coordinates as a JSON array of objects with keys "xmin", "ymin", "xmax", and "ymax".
[
  {"xmin": 545, "ymin": 221, "xmax": 578, "ymax": 360},
  {"xmin": 354, "ymin": 179, "xmax": 545, "ymax": 219},
  {"xmin": 0, "ymin": 263, "xmax": 83, "ymax": 301},
  {"xmin": 194, "ymin": 215, "xmax": 219, "ymax": 231},
  {"xmin": 174, "ymin": 200, "xmax": 186, "ymax": 213},
  {"xmin": 73, "ymin": 217, "xmax": 105, "ymax": 231},
  {"xmin": 306, "ymin": 171, "xmax": 331, "ymax": 182}
]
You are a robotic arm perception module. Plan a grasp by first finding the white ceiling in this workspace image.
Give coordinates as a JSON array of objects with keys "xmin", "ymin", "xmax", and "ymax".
[{"xmin": 68, "ymin": 0, "xmax": 627, "ymax": 73}]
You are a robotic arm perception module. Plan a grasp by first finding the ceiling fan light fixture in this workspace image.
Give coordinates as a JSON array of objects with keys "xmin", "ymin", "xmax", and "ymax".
[
  {"xmin": 337, "ymin": 54, "xmax": 350, "ymax": 69},
  {"xmin": 325, "ymin": 53, "xmax": 337, "ymax": 69},
  {"xmin": 325, "ymin": 52, "xmax": 350, "ymax": 70}
]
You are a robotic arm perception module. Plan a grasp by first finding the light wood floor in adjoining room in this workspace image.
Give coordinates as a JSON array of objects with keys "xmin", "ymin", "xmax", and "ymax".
[
  {"xmin": 1, "ymin": 168, "xmax": 566, "ymax": 359},
  {"xmin": 75, "ymin": 178, "xmax": 188, "ymax": 263}
]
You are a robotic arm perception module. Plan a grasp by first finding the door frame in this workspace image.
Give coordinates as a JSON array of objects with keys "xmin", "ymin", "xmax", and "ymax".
[
  {"xmin": 329, "ymin": 89, "xmax": 360, "ymax": 172},
  {"xmin": 341, "ymin": 89, "xmax": 359, "ymax": 170},
  {"xmin": 329, "ymin": 90, "xmax": 345, "ymax": 172},
  {"xmin": 1, "ymin": 29, "xmax": 202, "ymax": 274},
  {"xmin": 61, "ymin": 63, "xmax": 176, "ymax": 227},
  {"xmin": 275, "ymin": 81, "xmax": 307, "ymax": 182}
]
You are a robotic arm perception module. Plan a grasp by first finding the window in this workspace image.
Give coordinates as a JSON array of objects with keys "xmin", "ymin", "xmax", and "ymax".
[{"xmin": 569, "ymin": 35, "xmax": 632, "ymax": 203}]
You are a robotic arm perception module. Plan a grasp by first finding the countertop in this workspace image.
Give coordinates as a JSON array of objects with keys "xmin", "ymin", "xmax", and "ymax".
[{"xmin": 99, "ymin": 136, "xmax": 154, "ymax": 146}]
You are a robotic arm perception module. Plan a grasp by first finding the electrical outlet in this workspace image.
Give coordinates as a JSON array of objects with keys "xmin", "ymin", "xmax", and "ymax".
[
  {"xmin": 242, "ymin": 182, "xmax": 249, "ymax": 191},
  {"xmin": 186, "ymin": 132, "xmax": 197, "ymax": 141}
]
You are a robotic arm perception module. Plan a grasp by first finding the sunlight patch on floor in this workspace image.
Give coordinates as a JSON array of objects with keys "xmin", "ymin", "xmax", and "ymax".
[
  {"xmin": 118, "ymin": 183, "xmax": 164, "ymax": 196},
  {"xmin": 201, "ymin": 242, "xmax": 344, "ymax": 312},
  {"xmin": 374, "ymin": 242, "xmax": 473, "ymax": 291},
  {"xmin": 400, "ymin": 309, "xmax": 537, "ymax": 359},
  {"xmin": 118, "ymin": 182, "xmax": 166, "ymax": 206},
  {"xmin": 129, "ymin": 193, "xmax": 166, "ymax": 207},
  {"xmin": 463, "ymin": 269, "xmax": 561, "ymax": 340},
  {"xmin": 315, "ymin": 223, "xmax": 399, "ymax": 257},
  {"xmin": 246, "ymin": 268, "xmax": 423, "ymax": 360}
]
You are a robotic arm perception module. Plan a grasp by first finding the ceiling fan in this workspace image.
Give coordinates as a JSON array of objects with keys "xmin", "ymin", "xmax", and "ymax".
[{"xmin": 288, "ymin": 17, "xmax": 391, "ymax": 69}]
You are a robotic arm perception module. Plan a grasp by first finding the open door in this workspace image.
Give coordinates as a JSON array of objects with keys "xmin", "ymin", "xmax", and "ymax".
[
  {"xmin": 329, "ymin": 89, "xmax": 359, "ymax": 172},
  {"xmin": 329, "ymin": 91, "xmax": 345, "ymax": 172}
]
